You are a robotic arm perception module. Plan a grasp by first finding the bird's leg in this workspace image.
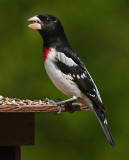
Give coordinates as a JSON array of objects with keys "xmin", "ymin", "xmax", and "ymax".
[
  {"xmin": 45, "ymin": 96, "xmax": 77, "ymax": 114},
  {"xmin": 44, "ymin": 98, "xmax": 57, "ymax": 105},
  {"xmin": 56, "ymin": 96, "xmax": 77, "ymax": 114},
  {"xmin": 56, "ymin": 96, "xmax": 77, "ymax": 106}
]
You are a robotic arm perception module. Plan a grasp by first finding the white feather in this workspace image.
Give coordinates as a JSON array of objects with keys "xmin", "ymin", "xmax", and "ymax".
[
  {"xmin": 44, "ymin": 48, "xmax": 81, "ymax": 98},
  {"xmin": 57, "ymin": 52, "xmax": 77, "ymax": 67}
]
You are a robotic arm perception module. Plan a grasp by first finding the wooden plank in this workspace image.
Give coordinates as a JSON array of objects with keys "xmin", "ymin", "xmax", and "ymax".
[
  {"xmin": 0, "ymin": 146, "xmax": 21, "ymax": 160},
  {"xmin": 0, "ymin": 96, "xmax": 89, "ymax": 113},
  {"xmin": 0, "ymin": 113, "xmax": 35, "ymax": 146},
  {"xmin": 0, "ymin": 104, "xmax": 89, "ymax": 113}
]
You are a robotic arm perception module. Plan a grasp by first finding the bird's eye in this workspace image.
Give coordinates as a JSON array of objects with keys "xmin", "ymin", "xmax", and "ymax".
[
  {"xmin": 45, "ymin": 17, "xmax": 51, "ymax": 23},
  {"xmin": 54, "ymin": 19, "xmax": 58, "ymax": 23}
]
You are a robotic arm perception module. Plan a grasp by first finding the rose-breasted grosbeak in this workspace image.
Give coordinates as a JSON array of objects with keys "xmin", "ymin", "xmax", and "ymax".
[{"xmin": 28, "ymin": 14, "xmax": 116, "ymax": 148}]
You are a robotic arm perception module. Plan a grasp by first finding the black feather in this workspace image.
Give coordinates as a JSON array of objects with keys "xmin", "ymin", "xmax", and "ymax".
[
  {"xmin": 55, "ymin": 53, "xmax": 106, "ymax": 112},
  {"xmin": 92, "ymin": 105, "xmax": 116, "ymax": 148}
]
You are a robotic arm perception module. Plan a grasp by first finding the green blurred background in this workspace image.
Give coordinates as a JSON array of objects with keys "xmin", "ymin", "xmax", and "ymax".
[{"xmin": 0, "ymin": 0, "xmax": 129, "ymax": 159}]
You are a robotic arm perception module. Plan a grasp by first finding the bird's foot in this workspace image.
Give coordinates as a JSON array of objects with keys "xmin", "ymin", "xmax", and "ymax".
[
  {"xmin": 44, "ymin": 98, "xmax": 57, "ymax": 105},
  {"xmin": 57, "ymin": 98, "xmax": 75, "ymax": 113},
  {"xmin": 44, "ymin": 98, "xmax": 62, "ymax": 115},
  {"xmin": 45, "ymin": 96, "xmax": 77, "ymax": 115}
]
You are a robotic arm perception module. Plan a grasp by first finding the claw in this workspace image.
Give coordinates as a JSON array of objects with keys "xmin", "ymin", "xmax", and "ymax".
[
  {"xmin": 44, "ymin": 96, "xmax": 77, "ymax": 115},
  {"xmin": 53, "ymin": 104, "xmax": 62, "ymax": 115},
  {"xmin": 45, "ymin": 98, "xmax": 62, "ymax": 114},
  {"xmin": 57, "ymin": 105, "xmax": 62, "ymax": 115},
  {"xmin": 57, "ymin": 98, "xmax": 62, "ymax": 102},
  {"xmin": 44, "ymin": 98, "xmax": 57, "ymax": 105}
]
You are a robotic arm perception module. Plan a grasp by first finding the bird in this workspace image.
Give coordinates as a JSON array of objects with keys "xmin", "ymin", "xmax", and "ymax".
[{"xmin": 28, "ymin": 14, "xmax": 116, "ymax": 148}]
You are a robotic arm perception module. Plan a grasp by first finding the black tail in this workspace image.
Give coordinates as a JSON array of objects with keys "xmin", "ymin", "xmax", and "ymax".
[{"xmin": 92, "ymin": 105, "xmax": 116, "ymax": 148}]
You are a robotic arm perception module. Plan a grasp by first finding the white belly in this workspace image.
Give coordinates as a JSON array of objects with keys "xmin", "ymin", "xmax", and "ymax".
[{"xmin": 45, "ymin": 59, "xmax": 81, "ymax": 98}]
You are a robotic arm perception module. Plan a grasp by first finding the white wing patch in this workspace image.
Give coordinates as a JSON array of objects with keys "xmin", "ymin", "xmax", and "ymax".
[{"xmin": 57, "ymin": 52, "xmax": 77, "ymax": 67}]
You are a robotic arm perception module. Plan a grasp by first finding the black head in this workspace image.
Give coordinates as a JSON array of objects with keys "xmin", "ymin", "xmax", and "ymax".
[
  {"xmin": 28, "ymin": 14, "xmax": 68, "ymax": 47},
  {"xmin": 38, "ymin": 14, "xmax": 62, "ymax": 34}
]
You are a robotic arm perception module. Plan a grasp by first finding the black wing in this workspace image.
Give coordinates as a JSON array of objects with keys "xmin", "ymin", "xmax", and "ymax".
[
  {"xmin": 54, "ymin": 50, "xmax": 117, "ymax": 148},
  {"xmin": 54, "ymin": 50, "xmax": 106, "ymax": 112}
]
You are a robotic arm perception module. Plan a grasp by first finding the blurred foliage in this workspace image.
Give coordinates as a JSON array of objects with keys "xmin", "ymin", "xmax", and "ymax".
[{"xmin": 0, "ymin": 0, "xmax": 129, "ymax": 159}]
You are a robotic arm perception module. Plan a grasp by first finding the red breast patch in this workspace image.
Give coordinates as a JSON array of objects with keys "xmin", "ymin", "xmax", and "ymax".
[{"xmin": 43, "ymin": 47, "xmax": 51, "ymax": 63}]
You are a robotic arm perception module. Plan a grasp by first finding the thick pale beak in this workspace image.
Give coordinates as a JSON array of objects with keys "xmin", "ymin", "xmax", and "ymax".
[{"xmin": 28, "ymin": 16, "xmax": 42, "ymax": 30}]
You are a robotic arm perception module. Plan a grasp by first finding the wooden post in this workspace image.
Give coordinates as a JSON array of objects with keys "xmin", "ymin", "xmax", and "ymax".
[
  {"xmin": 0, "ymin": 113, "xmax": 35, "ymax": 160},
  {"xmin": 0, "ymin": 146, "xmax": 21, "ymax": 160}
]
